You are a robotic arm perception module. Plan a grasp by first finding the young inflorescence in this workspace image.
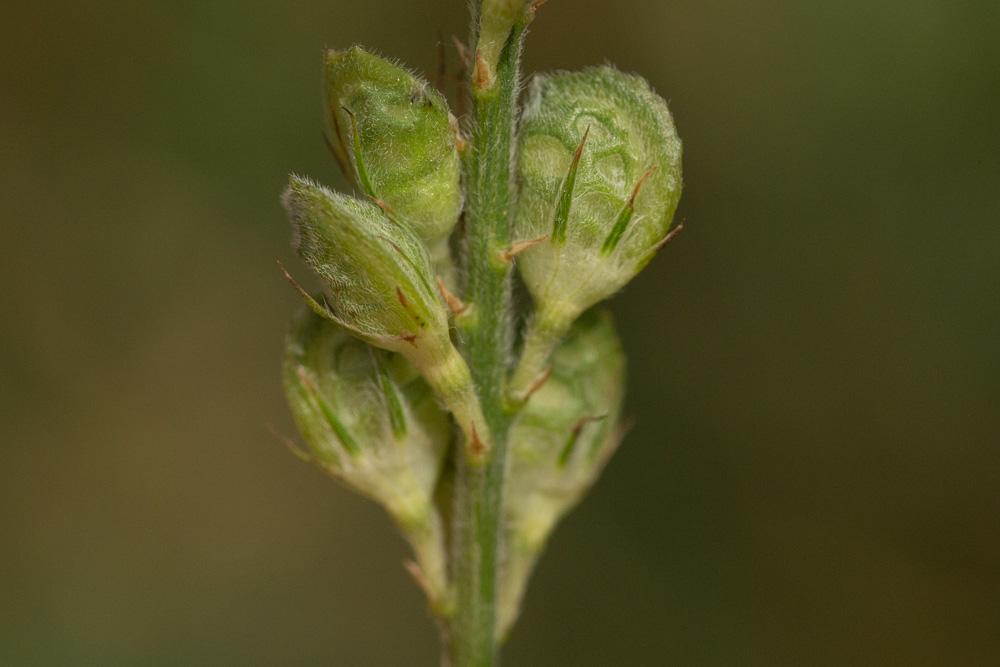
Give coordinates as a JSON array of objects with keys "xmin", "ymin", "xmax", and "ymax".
[{"xmin": 279, "ymin": 1, "xmax": 682, "ymax": 663}]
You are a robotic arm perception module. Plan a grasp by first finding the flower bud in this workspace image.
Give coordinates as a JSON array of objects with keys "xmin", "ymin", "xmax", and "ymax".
[
  {"xmin": 283, "ymin": 175, "xmax": 449, "ymax": 353},
  {"xmin": 508, "ymin": 66, "xmax": 682, "ymax": 398},
  {"xmin": 283, "ymin": 175, "xmax": 488, "ymax": 458},
  {"xmin": 284, "ymin": 308, "xmax": 450, "ymax": 515},
  {"xmin": 283, "ymin": 308, "xmax": 451, "ymax": 606},
  {"xmin": 324, "ymin": 47, "xmax": 462, "ymax": 250},
  {"xmin": 500, "ymin": 309, "xmax": 626, "ymax": 638}
]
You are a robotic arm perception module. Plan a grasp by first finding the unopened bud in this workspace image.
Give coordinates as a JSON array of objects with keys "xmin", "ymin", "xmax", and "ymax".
[
  {"xmin": 508, "ymin": 66, "xmax": 682, "ymax": 398},
  {"xmin": 324, "ymin": 46, "xmax": 462, "ymax": 251},
  {"xmin": 283, "ymin": 175, "xmax": 449, "ymax": 352},
  {"xmin": 500, "ymin": 309, "xmax": 626, "ymax": 638},
  {"xmin": 283, "ymin": 309, "xmax": 451, "ymax": 604}
]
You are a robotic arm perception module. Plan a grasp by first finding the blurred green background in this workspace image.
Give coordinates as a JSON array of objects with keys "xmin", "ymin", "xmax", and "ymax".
[{"xmin": 2, "ymin": 1, "xmax": 998, "ymax": 664}]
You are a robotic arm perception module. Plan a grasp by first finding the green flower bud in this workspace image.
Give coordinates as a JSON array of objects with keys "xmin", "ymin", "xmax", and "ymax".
[
  {"xmin": 283, "ymin": 308, "xmax": 449, "ymax": 517},
  {"xmin": 499, "ymin": 309, "xmax": 626, "ymax": 638},
  {"xmin": 283, "ymin": 175, "xmax": 449, "ymax": 353},
  {"xmin": 283, "ymin": 175, "xmax": 489, "ymax": 458},
  {"xmin": 324, "ymin": 46, "xmax": 462, "ymax": 255},
  {"xmin": 283, "ymin": 308, "xmax": 451, "ymax": 606},
  {"xmin": 508, "ymin": 66, "xmax": 682, "ymax": 399}
]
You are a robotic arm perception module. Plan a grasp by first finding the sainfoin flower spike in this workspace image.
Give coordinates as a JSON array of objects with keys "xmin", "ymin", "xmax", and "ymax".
[
  {"xmin": 283, "ymin": 308, "xmax": 452, "ymax": 608},
  {"xmin": 499, "ymin": 309, "xmax": 626, "ymax": 638},
  {"xmin": 279, "ymin": 4, "xmax": 687, "ymax": 660},
  {"xmin": 508, "ymin": 66, "xmax": 682, "ymax": 401}
]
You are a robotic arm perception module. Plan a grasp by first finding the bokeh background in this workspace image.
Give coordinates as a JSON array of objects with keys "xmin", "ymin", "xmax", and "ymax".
[{"xmin": 3, "ymin": 1, "xmax": 998, "ymax": 664}]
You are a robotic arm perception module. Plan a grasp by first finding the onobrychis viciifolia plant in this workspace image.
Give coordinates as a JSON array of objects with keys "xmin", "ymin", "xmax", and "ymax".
[{"xmin": 279, "ymin": 1, "xmax": 682, "ymax": 664}]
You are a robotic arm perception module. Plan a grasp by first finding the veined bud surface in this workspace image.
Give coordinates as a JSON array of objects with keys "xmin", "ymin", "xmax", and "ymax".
[
  {"xmin": 500, "ymin": 309, "xmax": 626, "ymax": 637},
  {"xmin": 324, "ymin": 46, "xmax": 462, "ymax": 246},
  {"xmin": 283, "ymin": 309, "xmax": 451, "ymax": 604},
  {"xmin": 514, "ymin": 66, "xmax": 683, "ymax": 327},
  {"xmin": 284, "ymin": 308, "xmax": 449, "ymax": 519}
]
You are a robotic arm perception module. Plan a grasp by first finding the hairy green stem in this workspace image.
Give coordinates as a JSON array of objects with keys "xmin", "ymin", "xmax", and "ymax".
[{"xmin": 448, "ymin": 13, "xmax": 527, "ymax": 667}]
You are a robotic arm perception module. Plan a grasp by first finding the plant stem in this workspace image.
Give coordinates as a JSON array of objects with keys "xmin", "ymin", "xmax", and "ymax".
[{"xmin": 449, "ymin": 10, "xmax": 527, "ymax": 666}]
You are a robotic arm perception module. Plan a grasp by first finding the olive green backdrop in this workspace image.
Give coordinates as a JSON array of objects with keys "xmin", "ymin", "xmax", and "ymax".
[{"xmin": 2, "ymin": 1, "xmax": 998, "ymax": 665}]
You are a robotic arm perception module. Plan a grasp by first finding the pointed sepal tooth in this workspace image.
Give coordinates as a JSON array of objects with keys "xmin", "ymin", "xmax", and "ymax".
[
  {"xmin": 371, "ymin": 348, "xmax": 408, "ymax": 439},
  {"xmin": 500, "ymin": 234, "xmax": 549, "ymax": 263},
  {"xmin": 635, "ymin": 220, "xmax": 686, "ymax": 271},
  {"xmin": 340, "ymin": 105, "xmax": 376, "ymax": 197},
  {"xmin": 550, "ymin": 126, "xmax": 589, "ymax": 245},
  {"xmin": 436, "ymin": 276, "xmax": 469, "ymax": 316},
  {"xmin": 557, "ymin": 414, "xmax": 608, "ymax": 467},
  {"xmin": 295, "ymin": 365, "xmax": 361, "ymax": 456},
  {"xmin": 601, "ymin": 167, "xmax": 656, "ymax": 255}
]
